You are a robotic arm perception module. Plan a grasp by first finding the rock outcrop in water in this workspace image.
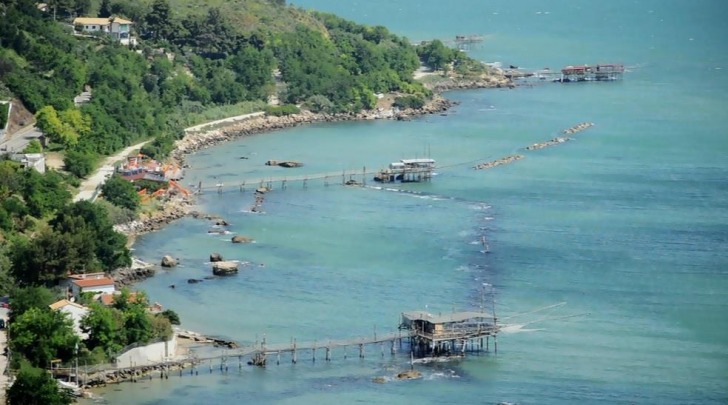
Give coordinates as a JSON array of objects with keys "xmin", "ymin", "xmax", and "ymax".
[
  {"xmin": 212, "ymin": 261, "xmax": 239, "ymax": 276},
  {"xmin": 231, "ymin": 235, "xmax": 254, "ymax": 244},
  {"xmin": 161, "ymin": 255, "xmax": 178, "ymax": 268}
]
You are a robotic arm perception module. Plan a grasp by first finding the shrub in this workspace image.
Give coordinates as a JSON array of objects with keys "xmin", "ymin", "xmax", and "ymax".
[
  {"xmin": 0, "ymin": 103, "xmax": 9, "ymax": 130},
  {"xmin": 393, "ymin": 95, "xmax": 425, "ymax": 109},
  {"xmin": 63, "ymin": 150, "xmax": 96, "ymax": 178},
  {"xmin": 264, "ymin": 104, "xmax": 300, "ymax": 116}
]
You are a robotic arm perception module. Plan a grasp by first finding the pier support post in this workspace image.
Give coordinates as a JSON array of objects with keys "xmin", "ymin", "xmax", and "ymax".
[
  {"xmin": 486, "ymin": 336, "xmax": 489, "ymax": 352},
  {"xmin": 303, "ymin": 178, "xmax": 307, "ymax": 189},
  {"xmin": 292, "ymin": 339, "xmax": 297, "ymax": 364},
  {"xmin": 325, "ymin": 347, "xmax": 331, "ymax": 362},
  {"xmin": 381, "ymin": 343, "xmax": 384, "ymax": 358},
  {"xmin": 342, "ymin": 171, "xmax": 346, "ymax": 186},
  {"xmin": 312, "ymin": 347, "xmax": 316, "ymax": 363},
  {"xmin": 277, "ymin": 352, "xmax": 280, "ymax": 365},
  {"xmin": 362, "ymin": 166, "xmax": 366, "ymax": 187},
  {"xmin": 282, "ymin": 179, "xmax": 286, "ymax": 190},
  {"xmin": 410, "ymin": 351, "xmax": 414, "ymax": 370},
  {"xmin": 391, "ymin": 340, "xmax": 396, "ymax": 355},
  {"xmin": 359, "ymin": 343, "xmax": 364, "ymax": 359},
  {"xmin": 494, "ymin": 335, "xmax": 497, "ymax": 354},
  {"xmin": 344, "ymin": 346, "xmax": 347, "ymax": 359},
  {"xmin": 324, "ymin": 176, "xmax": 329, "ymax": 187}
]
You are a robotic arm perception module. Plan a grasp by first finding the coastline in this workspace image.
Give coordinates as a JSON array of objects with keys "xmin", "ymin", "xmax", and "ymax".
[{"xmin": 110, "ymin": 74, "xmax": 512, "ymax": 286}]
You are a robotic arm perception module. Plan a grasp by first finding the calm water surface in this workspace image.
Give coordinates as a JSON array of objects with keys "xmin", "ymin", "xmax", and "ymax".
[{"xmin": 93, "ymin": 1, "xmax": 728, "ymax": 403}]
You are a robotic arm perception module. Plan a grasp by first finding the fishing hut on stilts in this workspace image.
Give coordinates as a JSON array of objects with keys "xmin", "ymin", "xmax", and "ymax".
[{"xmin": 399, "ymin": 309, "xmax": 499, "ymax": 358}]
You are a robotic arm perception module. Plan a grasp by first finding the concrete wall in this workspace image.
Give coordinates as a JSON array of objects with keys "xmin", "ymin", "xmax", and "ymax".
[{"xmin": 116, "ymin": 336, "xmax": 177, "ymax": 368}]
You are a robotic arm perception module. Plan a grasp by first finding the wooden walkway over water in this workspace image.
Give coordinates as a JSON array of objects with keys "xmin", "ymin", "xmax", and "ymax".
[
  {"xmin": 196, "ymin": 330, "xmax": 415, "ymax": 365},
  {"xmin": 197, "ymin": 167, "xmax": 370, "ymax": 193}
]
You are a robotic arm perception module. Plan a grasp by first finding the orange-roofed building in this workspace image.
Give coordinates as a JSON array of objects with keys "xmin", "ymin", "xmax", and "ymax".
[
  {"xmin": 97, "ymin": 292, "xmax": 163, "ymax": 313},
  {"xmin": 70, "ymin": 276, "xmax": 115, "ymax": 297}
]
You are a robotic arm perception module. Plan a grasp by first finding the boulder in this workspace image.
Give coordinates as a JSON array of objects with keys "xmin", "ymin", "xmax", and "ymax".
[
  {"xmin": 210, "ymin": 252, "xmax": 224, "ymax": 262},
  {"xmin": 231, "ymin": 235, "xmax": 254, "ymax": 244},
  {"xmin": 215, "ymin": 219, "xmax": 229, "ymax": 226},
  {"xmin": 395, "ymin": 370, "xmax": 422, "ymax": 380},
  {"xmin": 161, "ymin": 255, "xmax": 178, "ymax": 268},
  {"xmin": 212, "ymin": 261, "xmax": 239, "ymax": 276}
]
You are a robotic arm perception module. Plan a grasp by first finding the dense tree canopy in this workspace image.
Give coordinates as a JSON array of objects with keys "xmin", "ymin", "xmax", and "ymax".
[
  {"xmin": 101, "ymin": 174, "xmax": 140, "ymax": 211},
  {"xmin": 7, "ymin": 361, "xmax": 74, "ymax": 405},
  {"xmin": 9, "ymin": 307, "xmax": 79, "ymax": 367}
]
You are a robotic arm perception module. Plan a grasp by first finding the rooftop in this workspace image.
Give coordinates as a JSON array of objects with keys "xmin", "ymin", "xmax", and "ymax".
[
  {"xmin": 72, "ymin": 277, "xmax": 115, "ymax": 288},
  {"xmin": 73, "ymin": 17, "xmax": 133, "ymax": 26},
  {"xmin": 401, "ymin": 310, "xmax": 495, "ymax": 324},
  {"xmin": 49, "ymin": 299, "xmax": 87, "ymax": 311}
]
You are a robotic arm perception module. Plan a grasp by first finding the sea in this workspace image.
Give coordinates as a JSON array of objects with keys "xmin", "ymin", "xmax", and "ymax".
[{"xmin": 90, "ymin": 1, "xmax": 728, "ymax": 403}]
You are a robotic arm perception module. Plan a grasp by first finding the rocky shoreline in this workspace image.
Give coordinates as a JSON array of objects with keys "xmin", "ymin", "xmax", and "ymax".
[
  {"xmin": 425, "ymin": 75, "xmax": 514, "ymax": 93},
  {"xmin": 110, "ymin": 71, "xmax": 512, "ymax": 286},
  {"xmin": 169, "ymin": 95, "xmax": 455, "ymax": 164}
]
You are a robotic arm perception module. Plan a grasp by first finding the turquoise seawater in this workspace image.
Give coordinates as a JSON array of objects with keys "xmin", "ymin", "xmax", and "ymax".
[{"xmin": 94, "ymin": 1, "xmax": 728, "ymax": 403}]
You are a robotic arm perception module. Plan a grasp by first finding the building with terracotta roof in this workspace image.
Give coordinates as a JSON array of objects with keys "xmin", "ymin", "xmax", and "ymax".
[
  {"xmin": 70, "ymin": 276, "xmax": 115, "ymax": 297},
  {"xmin": 49, "ymin": 300, "xmax": 89, "ymax": 338},
  {"xmin": 97, "ymin": 292, "xmax": 164, "ymax": 313}
]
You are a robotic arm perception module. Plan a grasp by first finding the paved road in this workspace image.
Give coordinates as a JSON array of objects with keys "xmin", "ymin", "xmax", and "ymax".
[
  {"xmin": 0, "ymin": 125, "xmax": 43, "ymax": 155},
  {"xmin": 74, "ymin": 140, "xmax": 150, "ymax": 202},
  {"xmin": 184, "ymin": 111, "xmax": 264, "ymax": 133}
]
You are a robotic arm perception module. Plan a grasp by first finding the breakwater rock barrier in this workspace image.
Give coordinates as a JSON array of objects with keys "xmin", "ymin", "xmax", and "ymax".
[
  {"xmin": 473, "ymin": 155, "xmax": 524, "ymax": 170},
  {"xmin": 526, "ymin": 137, "xmax": 572, "ymax": 150},
  {"xmin": 563, "ymin": 122, "xmax": 594, "ymax": 135}
]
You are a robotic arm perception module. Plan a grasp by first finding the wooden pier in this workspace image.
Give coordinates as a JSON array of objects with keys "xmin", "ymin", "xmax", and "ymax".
[
  {"xmin": 192, "ymin": 309, "xmax": 498, "ymax": 367},
  {"xmin": 516, "ymin": 64, "xmax": 624, "ymax": 83},
  {"xmin": 195, "ymin": 158, "xmax": 436, "ymax": 194}
]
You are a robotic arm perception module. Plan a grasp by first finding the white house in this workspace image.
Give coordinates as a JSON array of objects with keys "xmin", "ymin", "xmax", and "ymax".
[
  {"xmin": 69, "ymin": 275, "xmax": 116, "ymax": 298},
  {"xmin": 72, "ymin": 17, "xmax": 134, "ymax": 45},
  {"xmin": 10, "ymin": 153, "xmax": 45, "ymax": 173},
  {"xmin": 49, "ymin": 299, "xmax": 89, "ymax": 339}
]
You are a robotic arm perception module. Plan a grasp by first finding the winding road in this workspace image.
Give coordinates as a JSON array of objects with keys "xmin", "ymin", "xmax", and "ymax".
[{"xmin": 73, "ymin": 140, "xmax": 151, "ymax": 202}]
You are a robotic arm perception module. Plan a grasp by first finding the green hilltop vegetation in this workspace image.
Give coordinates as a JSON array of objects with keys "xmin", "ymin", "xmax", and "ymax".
[{"xmin": 0, "ymin": 0, "xmax": 481, "ymax": 401}]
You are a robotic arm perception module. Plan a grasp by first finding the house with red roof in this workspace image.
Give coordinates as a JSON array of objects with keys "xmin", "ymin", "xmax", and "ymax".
[{"xmin": 69, "ymin": 275, "xmax": 116, "ymax": 298}]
